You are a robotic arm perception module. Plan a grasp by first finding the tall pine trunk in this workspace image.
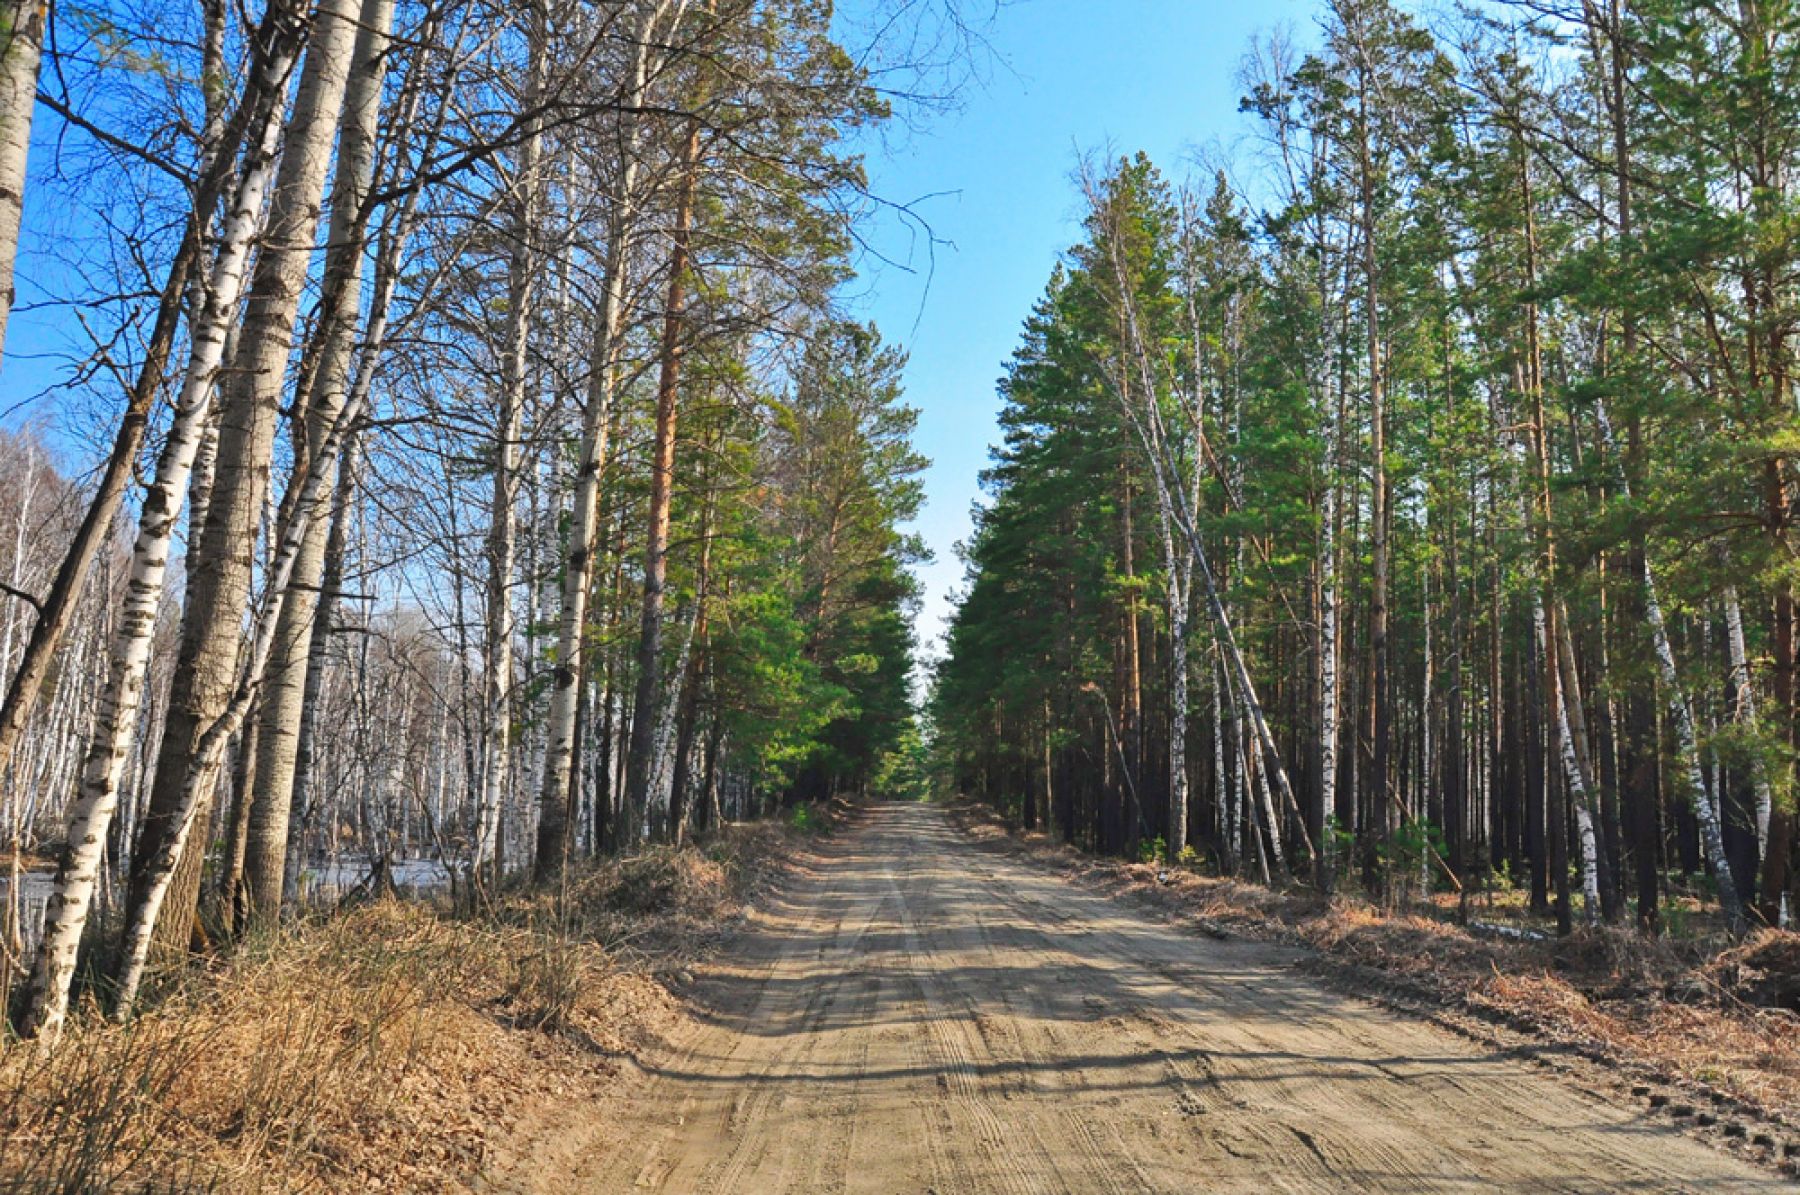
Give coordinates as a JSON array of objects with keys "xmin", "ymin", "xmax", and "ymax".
[{"xmin": 616, "ymin": 112, "xmax": 703, "ymax": 855}]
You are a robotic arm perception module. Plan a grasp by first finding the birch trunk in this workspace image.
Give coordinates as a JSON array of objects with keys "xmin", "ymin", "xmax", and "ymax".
[
  {"xmin": 279, "ymin": 45, "xmax": 441, "ymax": 899},
  {"xmin": 20, "ymin": 4, "xmax": 309, "ymax": 1039},
  {"xmin": 245, "ymin": 0, "xmax": 395, "ymax": 923},
  {"xmin": 0, "ymin": 0, "xmax": 45, "ymax": 359},
  {"xmin": 1088, "ymin": 164, "xmax": 1314, "ymax": 871},
  {"xmin": 1593, "ymin": 400, "xmax": 1747, "ymax": 932},
  {"xmin": 0, "ymin": 0, "xmax": 278, "ymax": 794},
  {"xmin": 1723, "ymin": 585, "xmax": 1775, "ymax": 867},
  {"xmin": 537, "ymin": 2, "xmax": 674, "ymax": 875},
  {"xmin": 115, "ymin": 371, "xmax": 375, "ymax": 1015},
  {"xmin": 1166, "ymin": 567, "xmax": 1190, "ymax": 859},
  {"xmin": 124, "ymin": 0, "xmax": 363, "ymax": 969},
  {"xmin": 478, "ymin": 1, "xmax": 544, "ymax": 876},
  {"xmin": 1537, "ymin": 597, "xmax": 1602, "ymax": 920},
  {"xmin": 1147, "ymin": 413, "xmax": 1193, "ymax": 859},
  {"xmin": 1213, "ymin": 645, "xmax": 1232, "ymax": 868},
  {"xmin": 1317, "ymin": 468, "xmax": 1339, "ymax": 886}
]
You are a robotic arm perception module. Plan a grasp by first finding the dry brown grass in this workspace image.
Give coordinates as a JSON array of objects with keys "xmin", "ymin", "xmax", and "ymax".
[
  {"xmin": 946, "ymin": 800, "xmax": 1800, "ymax": 1130},
  {"xmin": 0, "ymin": 815, "xmax": 824, "ymax": 1192}
]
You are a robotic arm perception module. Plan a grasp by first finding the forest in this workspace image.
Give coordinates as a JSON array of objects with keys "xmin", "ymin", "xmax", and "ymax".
[
  {"xmin": 933, "ymin": 0, "xmax": 1800, "ymax": 941},
  {"xmin": 2, "ymin": 0, "xmax": 1800, "ymax": 1189},
  {"xmin": 0, "ymin": 0, "xmax": 933, "ymax": 1045}
]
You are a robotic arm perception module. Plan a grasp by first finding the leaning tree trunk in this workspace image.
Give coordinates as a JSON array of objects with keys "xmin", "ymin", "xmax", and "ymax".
[
  {"xmin": 1514, "ymin": 134, "xmax": 1606, "ymax": 924},
  {"xmin": 0, "ymin": 0, "xmax": 280, "ymax": 802},
  {"xmin": 19, "ymin": 3, "xmax": 309, "ymax": 1039},
  {"xmin": 0, "ymin": 0, "xmax": 46, "ymax": 359},
  {"xmin": 1181, "ymin": 481, "xmax": 1311, "ymax": 867},
  {"xmin": 124, "ymin": 0, "xmax": 362, "ymax": 972},
  {"xmin": 1088, "ymin": 164, "xmax": 1315, "ymax": 873},
  {"xmin": 1593, "ymin": 399, "xmax": 1747, "ymax": 933},
  {"xmin": 244, "ymin": 0, "xmax": 395, "ymax": 925},
  {"xmin": 114, "ymin": 362, "xmax": 377, "ymax": 1016}
]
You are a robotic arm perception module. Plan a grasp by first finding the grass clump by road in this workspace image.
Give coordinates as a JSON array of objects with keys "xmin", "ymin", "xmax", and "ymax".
[{"xmin": 0, "ymin": 809, "xmax": 836, "ymax": 1192}]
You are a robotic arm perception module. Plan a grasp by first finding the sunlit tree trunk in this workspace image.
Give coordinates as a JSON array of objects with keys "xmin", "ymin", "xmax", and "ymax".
[
  {"xmin": 537, "ymin": 2, "xmax": 674, "ymax": 877},
  {"xmin": 114, "ymin": 370, "xmax": 376, "ymax": 1015},
  {"xmin": 124, "ymin": 0, "xmax": 363, "ymax": 969},
  {"xmin": 0, "ymin": 0, "xmax": 251, "ymax": 800},
  {"xmin": 479, "ymin": 1, "xmax": 544, "ymax": 879},
  {"xmin": 245, "ymin": 0, "xmax": 395, "ymax": 924},
  {"xmin": 20, "ymin": 3, "xmax": 310, "ymax": 1039},
  {"xmin": 616, "ymin": 109, "xmax": 704, "ymax": 856},
  {"xmin": 0, "ymin": 0, "xmax": 46, "ymax": 360}
]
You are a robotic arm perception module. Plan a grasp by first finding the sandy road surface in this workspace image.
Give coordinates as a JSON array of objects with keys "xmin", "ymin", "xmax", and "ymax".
[{"xmin": 516, "ymin": 803, "xmax": 1788, "ymax": 1193}]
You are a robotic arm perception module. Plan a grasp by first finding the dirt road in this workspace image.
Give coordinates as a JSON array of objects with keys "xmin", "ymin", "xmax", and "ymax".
[{"xmin": 518, "ymin": 803, "xmax": 1788, "ymax": 1193}]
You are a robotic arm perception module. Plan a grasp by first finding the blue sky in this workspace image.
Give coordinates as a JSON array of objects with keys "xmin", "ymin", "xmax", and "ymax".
[
  {"xmin": 5, "ymin": 0, "xmax": 1320, "ymax": 675},
  {"xmin": 838, "ymin": 0, "xmax": 1316, "ymax": 672}
]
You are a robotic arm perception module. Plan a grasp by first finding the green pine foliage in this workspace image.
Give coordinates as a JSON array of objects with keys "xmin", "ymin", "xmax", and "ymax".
[{"xmin": 932, "ymin": 0, "xmax": 1800, "ymax": 931}]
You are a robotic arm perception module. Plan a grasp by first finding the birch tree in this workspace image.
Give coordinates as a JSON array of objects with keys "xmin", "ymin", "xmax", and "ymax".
[
  {"xmin": 123, "ymin": 0, "xmax": 364, "ymax": 969},
  {"xmin": 0, "ymin": 0, "xmax": 45, "ymax": 359},
  {"xmin": 243, "ymin": 0, "xmax": 398, "ymax": 923},
  {"xmin": 22, "ymin": 0, "xmax": 313, "ymax": 1039},
  {"xmin": 534, "ymin": 0, "xmax": 677, "ymax": 879}
]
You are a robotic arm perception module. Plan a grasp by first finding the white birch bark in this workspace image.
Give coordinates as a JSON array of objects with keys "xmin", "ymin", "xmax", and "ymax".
[
  {"xmin": 1421, "ymin": 532, "xmax": 1434, "ymax": 899},
  {"xmin": 1592, "ymin": 399, "xmax": 1746, "ymax": 932},
  {"xmin": 124, "ymin": 0, "xmax": 362, "ymax": 967},
  {"xmin": 1250, "ymin": 707, "xmax": 1286, "ymax": 874},
  {"xmin": 1535, "ymin": 595, "xmax": 1602, "ymax": 921},
  {"xmin": 1723, "ymin": 584, "xmax": 1774, "ymax": 866},
  {"xmin": 1148, "ymin": 413, "xmax": 1193, "ymax": 860},
  {"xmin": 21, "ymin": 13, "xmax": 306, "ymax": 1039},
  {"xmin": 1166, "ymin": 559, "xmax": 1190, "ymax": 858},
  {"xmin": 1212, "ymin": 644, "xmax": 1232, "ymax": 867},
  {"xmin": 477, "ymin": 1, "xmax": 545, "ymax": 874},
  {"xmin": 0, "ymin": 0, "xmax": 46, "ymax": 360},
  {"xmin": 537, "ymin": 1, "xmax": 678, "ymax": 851},
  {"xmin": 1087, "ymin": 166, "xmax": 1314, "ymax": 868},
  {"xmin": 245, "ymin": 0, "xmax": 395, "ymax": 921},
  {"xmin": 112, "ymin": 245, "xmax": 393, "ymax": 1017},
  {"xmin": 1318, "ymin": 472, "xmax": 1339, "ymax": 865}
]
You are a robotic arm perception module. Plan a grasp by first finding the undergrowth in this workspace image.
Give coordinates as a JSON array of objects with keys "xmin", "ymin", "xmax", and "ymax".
[
  {"xmin": 0, "ymin": 810, "xmax": 831, "ymax": 1192},
  {"xmin": 948, "ymin": 800, "xmax": 1800, "ymax": 1131}
]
